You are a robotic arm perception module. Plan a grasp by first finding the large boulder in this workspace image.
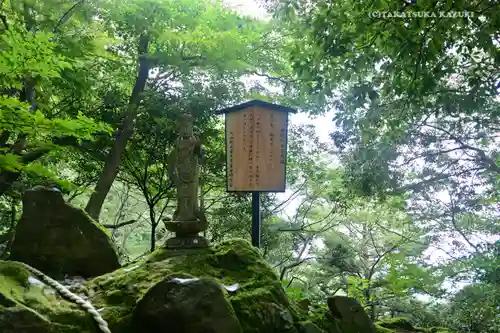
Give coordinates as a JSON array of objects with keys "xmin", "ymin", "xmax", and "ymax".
[
  {"xmin": 9, "ymin": 186, "xmax": 120, "ymax": 279},
  {"xmin": 297, "ymin": 321, "xmax": 325, "ymax": 333},
  {"xmin": 132, "ymin": 277, "xmax": 242, "ymax": 333},
  {"xmin": 310, "ymin": 297, "xmax": 375, "ymax": 333},
  {"xmin": 327, "ymin": 296, "xmax": 376, "ymax": 333}
]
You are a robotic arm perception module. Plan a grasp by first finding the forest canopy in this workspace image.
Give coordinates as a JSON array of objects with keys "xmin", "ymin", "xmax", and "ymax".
[{"xmin": 0, "ymin": 0, "xmax": 498, "ymax": 332}]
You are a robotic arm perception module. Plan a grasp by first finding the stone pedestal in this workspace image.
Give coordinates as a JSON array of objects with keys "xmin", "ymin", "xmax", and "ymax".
[
  {"xmin": 164, "ymin": 235, "xmax": 209, "ymax": 248},
  {"xmin": 163, "ymin": 220, "xmax": 209, "ymax": 249}
]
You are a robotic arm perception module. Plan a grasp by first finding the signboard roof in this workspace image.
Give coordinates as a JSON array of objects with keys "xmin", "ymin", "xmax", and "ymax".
[{"xmin": 216, "ymin": 100, "xmax": 297, "ymax": 115}]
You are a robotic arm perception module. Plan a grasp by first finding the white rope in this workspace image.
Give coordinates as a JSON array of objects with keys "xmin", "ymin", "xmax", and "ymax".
[{"xmin": 13, "ymin": 261, "xmax": 111, "ymax": 333}]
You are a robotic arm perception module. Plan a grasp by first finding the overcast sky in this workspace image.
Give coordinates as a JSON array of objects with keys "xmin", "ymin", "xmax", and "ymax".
[{"xmin": 223, "ymin": 0, "xmax": 335, "ymax": 142}]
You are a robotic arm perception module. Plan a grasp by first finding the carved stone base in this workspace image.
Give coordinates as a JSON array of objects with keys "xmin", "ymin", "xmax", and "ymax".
[
  {"xmin": 164, "ymin": 235, "xmax": 209, "ymax": 249},
  {"xmin": 164, "ymin": 220, "xmax": 207, "ymax": 235}
]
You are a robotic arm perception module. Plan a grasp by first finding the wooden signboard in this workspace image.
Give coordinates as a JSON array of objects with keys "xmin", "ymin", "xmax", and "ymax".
[
  {"xmin": 217, "ymin": 100, "xmax": 296, "ymax": 248},
  {"xmin": 217, "ymin": 100, "xmax": 296, "ymax": 192}
]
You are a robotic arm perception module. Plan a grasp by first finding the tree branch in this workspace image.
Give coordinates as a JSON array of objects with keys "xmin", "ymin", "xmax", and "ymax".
[
  {"xmin": 102, "ymin": 219, "xmax": 137, "ymax": 229},
  {"xmin": 246, "ymin": 70, "xmax": 297, "ymax": 85},
  {"xmin": 447, "ymin": 191, "xmax": 480, "ymax": 253},
  {"xmin": 424, "ymin": 124, "xmax": 500, "ymax": 174},
  {"xmin": 53, "ymin": 0, "xmax": 86, "ymax": 33}
]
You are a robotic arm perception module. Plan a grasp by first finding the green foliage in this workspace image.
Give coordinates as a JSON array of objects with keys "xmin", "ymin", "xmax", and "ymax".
[
  {"xmin": 0, "ymin": 27, "xmax": 71, "ymax": 85},
  {"xmin": 345, "ymin": 276, "xmax": 372, "ymax": 308},
  {"xmin": 282, "ymin": 284, "xmax": 304, "ymax": 302},
  {"xmin": 275, "ymin": 0, "xmax": 499, "ymax": 202},
  {"xmin": 0, "ymin": 0, "xmax": 111, "ymax": 198},
  {"xmin": 268, "ymin": 2, "xmax": 499, "ymax": 325},
  {"xmin": 445, "ymin": 283, "xmax": 500, "ymax": 333},
  {"xmin": 0, "ymin": 0, "xmax": 497, "ymax": 330}
]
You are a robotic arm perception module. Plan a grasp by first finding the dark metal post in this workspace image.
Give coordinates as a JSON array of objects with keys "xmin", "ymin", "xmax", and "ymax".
[{"xmin": 251, "ymin": 191, "xmax": 261, "ymax": 248}]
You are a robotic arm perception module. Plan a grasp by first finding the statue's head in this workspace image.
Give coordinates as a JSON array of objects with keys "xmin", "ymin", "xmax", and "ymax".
[{"xmin": 179, "ymin": 113, "xmax": 194, "ymax": 137}]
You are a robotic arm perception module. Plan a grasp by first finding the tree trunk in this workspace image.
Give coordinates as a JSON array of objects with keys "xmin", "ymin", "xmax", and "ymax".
[
  {"xmin": 148, "ymin": 203, "xmax": 158, "ymax": 252},
  {"xmin": 85, "ymin": 35, "xmax": 150, "ymax": 220},
  {"xmin": 150, "ymin": 222, "xmax": 157, "ymax": 252},
  {"xmin": 364, "ymin": 287, "xmax": 376, "ymax": 321}
]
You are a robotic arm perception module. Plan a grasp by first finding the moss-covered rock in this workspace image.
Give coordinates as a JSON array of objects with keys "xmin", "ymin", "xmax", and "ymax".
[
  {"xmin": 84, "ymin": 238, "xmax": 298, "ymax": 333},
  {"xmin": 327, "ymin": 296, "xmax": 376, "ymax": 333},
  {"xmin": 132, "ymin": 277, "xmax": 242, "ymax": 333},
  {"xmin": 375, "ymin": 318, "xmax": 455, "ymax": 333},
  {"xmin": 413, "ymin": 327, "xmax": 432, "ymax": 333},
  {"xmin": 375, "ymin": 324, "xmax": 393, "ymax": 333},
  {"xmin": 5, "ymin": 237, "xmax": 428, "ymax": 333},
  {"xmin": 378, "ymin": 317, "xmax": 414, "ymax": 330},
  {"xmin": 311, "ymin": 309, "xmax": 342, "ymax": 333},
  {"xmin": 0, "ymin": 260, "xmax": 99, "ymax": 333},
  {"xmin": 429, "ymin": 328, "xmax": 453, "ymax": 333},
  {"xmin": 297, "ymin": 321, "xmax": 325, "ymax": 333},
  {"xmin": 2, "ymin": 239, "xmax": 293, "ymax": 333},
  {"xmin": 9, "ymin": 187, "xmax": 120, "ymax": 279},
  {"xmin": 309, "ymin": 296, "xmax": 383, "ymax": 333}
]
